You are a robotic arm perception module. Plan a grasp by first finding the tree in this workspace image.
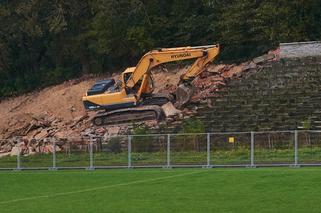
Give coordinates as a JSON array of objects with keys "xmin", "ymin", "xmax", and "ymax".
[
  {"xmin": 1, "ymin": 0, "xmax": 321, "ymax": 97},
  {"xmin": 90, "ymin": 0, "xmax": 154, "ymax": 68}
]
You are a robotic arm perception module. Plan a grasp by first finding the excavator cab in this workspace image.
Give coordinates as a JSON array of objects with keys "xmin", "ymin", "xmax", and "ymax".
[
  {"xmin": 122, "ymin": 67, "xmax": 154, "ymax": 96},
  {"xmin": 86, "ymin": 79, "xmax": 115, "ymax": 96},
  {"xmin": 121, "ymin": 67, "xmax": 142, "ymax": 95},
  {"xmin": 122, "ymin": 69, "xmax": 133, "ymax": 85}
]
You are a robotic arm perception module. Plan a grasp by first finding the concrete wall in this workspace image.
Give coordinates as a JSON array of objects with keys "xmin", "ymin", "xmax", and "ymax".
[{"xmin": 280, "ymin": 41, "xmax": 321, "ymax": 58}]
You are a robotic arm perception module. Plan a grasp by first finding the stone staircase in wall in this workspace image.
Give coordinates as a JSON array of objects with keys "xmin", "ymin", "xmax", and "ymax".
[{"xmin": 194, "ymin": 56, "xmax": 321, "ymax": 132}]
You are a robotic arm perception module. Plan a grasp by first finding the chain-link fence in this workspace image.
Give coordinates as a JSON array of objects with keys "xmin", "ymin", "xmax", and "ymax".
[
  {"xmin": 2, "ymin": 130, "xmax": 321, "ymax": 170},
  {"xmin": 210, "ymin": 132, "xmax": 251, "ymax": 167}
]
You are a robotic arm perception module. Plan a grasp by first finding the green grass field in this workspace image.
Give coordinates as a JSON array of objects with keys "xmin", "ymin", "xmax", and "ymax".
[{"xmin": 1, "ymin": 168, "xmax": 321, "ymax": 212}]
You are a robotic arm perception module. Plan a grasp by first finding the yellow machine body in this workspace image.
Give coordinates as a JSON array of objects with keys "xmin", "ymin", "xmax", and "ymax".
[{"xmin": 82, "ymin": 44, "xmax": 219, "ymax": 112}]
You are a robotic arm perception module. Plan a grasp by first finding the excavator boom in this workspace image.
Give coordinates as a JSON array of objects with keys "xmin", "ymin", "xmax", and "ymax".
[{"xmin": 126, "ymin": 45, "xmax": 219, "ymax": 88}]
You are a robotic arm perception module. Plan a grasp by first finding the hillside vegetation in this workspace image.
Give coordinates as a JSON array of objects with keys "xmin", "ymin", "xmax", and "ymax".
[{"xmin": 1, "ymin": 0, "xmax": 321, "ymax": 96}]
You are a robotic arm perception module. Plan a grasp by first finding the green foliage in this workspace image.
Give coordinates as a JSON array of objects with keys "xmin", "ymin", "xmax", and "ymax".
[
  {"xmin": 132, "ymin": 125, "xmax": 153, "ymax": 152},
  {"xmin": 1, "ymin": 0, "xmax": 321, "ymax": 96},
  {"xmin": 106, "ymin": 137, "xmax": 122, "ymax": 153},
  {"xmin": 303, "ymin": 118, "xmax": 312, "ymax": 130},
  {"xmin": 132, "ymin": 124, "xmax": 151, "ymax": 135},
  {"xmin": 180, "ymin": 118, "xmax": 205, "ymax": 133},
  {"xmin": 176, "ymin": 118, "xmax": 206, "ymax": 152}
]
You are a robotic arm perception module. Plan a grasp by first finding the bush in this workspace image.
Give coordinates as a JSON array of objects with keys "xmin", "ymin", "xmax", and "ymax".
[
  {"xmin": 132, "ymin": 125, "xmax": 153, "ymax": 152},
  {"xmin": 175, "ymin": 118, "xmax": 206, "ymax": 152},
  {"xmin": 180, "ymin": 118, "xmax": 205, "ymax": 133},
  {"xmin": 106, "ymin": 137, "xmax": 122, "ymax": 153}
]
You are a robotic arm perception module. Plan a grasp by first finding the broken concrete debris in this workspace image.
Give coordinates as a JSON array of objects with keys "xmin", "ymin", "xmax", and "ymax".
[{"xmin": 162, "ymin": 102, "xmax": 182, "ymax": 117}]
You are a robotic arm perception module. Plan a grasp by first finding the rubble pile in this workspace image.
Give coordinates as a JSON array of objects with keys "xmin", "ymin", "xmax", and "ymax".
[
  {"xmin": 0, "ymin": 50, "xmax": 279, "ymax": 157},
  {"xmin": 0, "ymin": 137, "xmax": 62, "ymax": 157}
]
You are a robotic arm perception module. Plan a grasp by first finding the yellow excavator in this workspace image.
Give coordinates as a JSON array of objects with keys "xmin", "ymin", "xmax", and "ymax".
[{"xmin": 82, "ymin": 44, "xmax": 219, "ymax": 126}]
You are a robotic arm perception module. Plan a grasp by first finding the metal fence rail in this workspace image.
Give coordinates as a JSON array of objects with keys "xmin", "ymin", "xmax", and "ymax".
[{"xmin": 1, "ymin": 130, "xmax": 321, "ymax": 170}]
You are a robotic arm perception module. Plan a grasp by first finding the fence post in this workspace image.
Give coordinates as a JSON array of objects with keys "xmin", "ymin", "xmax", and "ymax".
[
  {"xmin": 250, "ymin": 131, "xmax": 255, "ymax": 168},
  {"xmin": 128, "ymin": 135, "xmax": 132, "ymax": 169},
  {"xmin": 294, "ymin": 130, "xmax": 299, "ymax": 167},
  {"xmin": 51, "ymin": 138, "xmax": 57, "ymax": 170},
  {"xmin": 206, "ymin": 133, "xmax": 211, "ymax": 168},
  {"xmin": 89, "ymin": 140, "xmax": 94, "ymax": 170},
  {"xmin": 166, "ymin": 134, "xmax": 171, "ymax": 168},
  {"xmin": 16, "ymin": 146, "xmax": 21, "ymax": 171}
]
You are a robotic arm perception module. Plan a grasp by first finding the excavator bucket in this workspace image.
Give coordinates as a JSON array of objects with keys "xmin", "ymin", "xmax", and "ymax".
[{"xmin": 175, "ymin": 84, "xmax": 195, "ymax": 108}]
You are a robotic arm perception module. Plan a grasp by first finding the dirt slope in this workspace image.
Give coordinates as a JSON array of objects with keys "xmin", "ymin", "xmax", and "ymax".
[{"xmin": 0, "ymin": 78, "xmax": 97, "ymax": 138}]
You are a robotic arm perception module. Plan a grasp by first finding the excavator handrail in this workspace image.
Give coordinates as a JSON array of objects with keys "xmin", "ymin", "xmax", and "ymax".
[{"xmin": 154, "ymin": 44, "xmax": 218, "ymax": 52}]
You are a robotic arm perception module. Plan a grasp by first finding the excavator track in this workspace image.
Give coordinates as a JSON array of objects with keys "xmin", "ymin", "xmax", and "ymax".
[
  {"xmin": 93, "ymin": 105, "xmax": 164, "ymax": 126},
  {"xmin": 141, "ymin": 93, "xmax": 174, "ymax": 106}
]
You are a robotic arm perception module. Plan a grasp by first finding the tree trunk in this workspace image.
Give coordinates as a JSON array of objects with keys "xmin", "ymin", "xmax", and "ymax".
[{"xmin": 81, "ymin": 55, "xmax": 90, "ymax": 74}]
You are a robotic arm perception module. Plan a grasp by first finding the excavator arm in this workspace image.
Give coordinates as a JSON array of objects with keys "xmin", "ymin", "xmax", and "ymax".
[
  {"xmin": 125, "ymin": 44, "xmax": 220, "ymax": 89},
  {"xmin": 179, "ymin": 45, "xmax": 220, "ymax": 82}
]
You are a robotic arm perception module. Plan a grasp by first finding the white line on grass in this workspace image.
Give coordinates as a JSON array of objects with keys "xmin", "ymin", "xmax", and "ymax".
[{"xmin": 0, "ymin": 170, "xmax": 207, "ymax": 205}]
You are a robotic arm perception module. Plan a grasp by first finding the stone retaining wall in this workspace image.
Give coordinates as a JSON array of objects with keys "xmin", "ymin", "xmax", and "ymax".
[
  {"xmin": 280, "ymin": 41, "xmax": 321, "ymax": 58},
  {"xmin": 195, "ymin": 56, "xmax": 321, "ymax": 132}
]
